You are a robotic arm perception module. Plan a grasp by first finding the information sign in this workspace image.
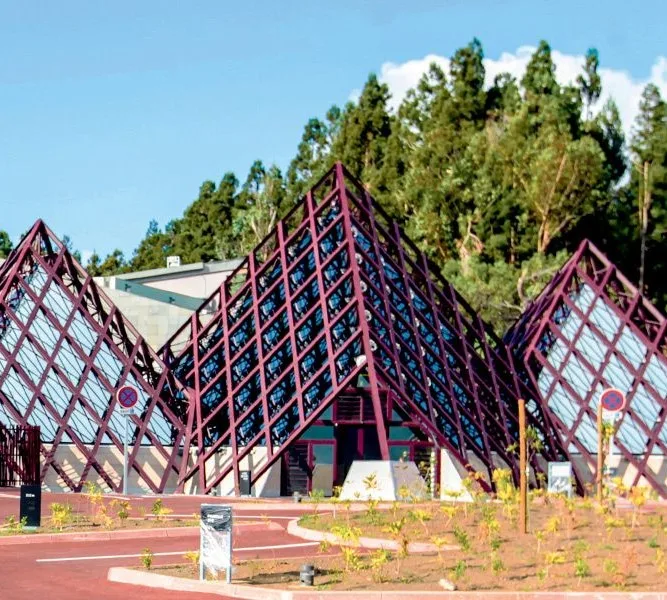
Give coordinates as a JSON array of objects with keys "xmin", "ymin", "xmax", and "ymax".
[
  {"xmin": 200, "ymin": 504, "xmax": 233, "ymax": 583},
  {"xmin": 547, "ymin": 461, "xmax": 573, "ymax": 497}
]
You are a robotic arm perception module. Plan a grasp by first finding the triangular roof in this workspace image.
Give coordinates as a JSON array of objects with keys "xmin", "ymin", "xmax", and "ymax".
[
  {"xmin": 0, "ymin": 220, "xmax": 187, "ymax": 492},
  {"xmin": 506, "ymin": 239, "xmax": 667, "ymax": 497},
  {"xmin": 162, "ymin": 163, "xmax": 568, "ymax": 494}
]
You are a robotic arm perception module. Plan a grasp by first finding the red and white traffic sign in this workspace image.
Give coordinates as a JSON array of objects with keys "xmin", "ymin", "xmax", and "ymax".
[
  {"xmin": 116, "ymin": 384, "xmax": 139, "ymax": 410},
  {"xmin": 600, "ymin": 388, "xmax": 626, "ymax": 413}
]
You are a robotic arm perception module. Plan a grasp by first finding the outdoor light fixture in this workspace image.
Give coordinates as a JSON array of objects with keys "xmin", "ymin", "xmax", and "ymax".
[{"xmin": 300, "ymin": 564, "xmax": 315, "ymax": 586}]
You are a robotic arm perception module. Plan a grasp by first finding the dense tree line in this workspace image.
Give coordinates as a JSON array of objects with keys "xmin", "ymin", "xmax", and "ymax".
[{"xmin": 2, "ymin": 40, "xmax": 665, "ymax": 332}]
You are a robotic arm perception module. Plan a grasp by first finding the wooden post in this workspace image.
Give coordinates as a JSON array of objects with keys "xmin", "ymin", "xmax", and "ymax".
[
  {"xmin": 597, "ymin": 402, "xmax": 604, "ymax": 503},
  {"xmin": 519, "ymin": 398, "xmax": 527, "ymax": 535}
]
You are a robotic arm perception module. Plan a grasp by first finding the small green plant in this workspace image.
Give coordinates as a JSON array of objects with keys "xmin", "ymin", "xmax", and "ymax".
[
  {"xmin": 50, "ymin": 503, "xmax": 73, "ymax": 531},
  {"xmin": 431, "ymin": 535, "xmax": 450, "ymax": 565},
  {"xmin": 151, "ymin": 498, "xmax": 173, "ymax": 521},
  {"xmin": 308, "ymin": 488, "xmax": 325, "ymax": 517},
  {"xmin": 491, "ymin": 553, "xmax": 505, "ymax": 576},
  {"xmin": 141, "ymin": 547, "xmax": 154, "ymax": 570},
  {"xmin": 545, "ymin": 516, "xmax": 560, "ymax": 534},
  {"xmin": 603, "ymin": 557, "xmax": 619, "ymax": 585},
  {"xmin": 184, "ymin": 550, "xmax": 199, "ymax": 572},
  {"xmin": 574, "ymin": 557, "xmax": 591, "ymax": 582},
  {"xmin": 4, "ymin": 515, "xmax": 28, "ymax": 534},
  {"xmin": 330, "ymin": 524, "xmax": 361, "ymax": 544},
  {"xmin": 110, "ymin": 499, "xmax": 130, "ymax": 525},
  {"xmin": 369, "ymin": 549, "xmax": 391, "ymax": 582},
  {"xmin": 319, "ymin": 538, "xmax": 332, "ymax": 553},
  {"xmin": 452, "ymin": 525, "xmax": 471, "ymax": 552},
  {"xmin": 364, "ymin": 498, "xmax": 382, "ymax": 525},
  {"xmin": 383, "ymin": 518, "xmax": 409, "ymax": 576},
  {"xmin": 408, "ymin": 508, "xmax": 431, "ymax": 535},
  {"xmin": 451, "ymin": 559, "xmax": 467, "ymax": 581},
  {"xmin": 440, "ymin": 503, "xmax": 459, "ymax": 526},
  {"xmin": 340, "ymin": 547, "xmax": 362, "ymax": 572},
  {"xmin": 543, "ymin": 551, "xmax": 566, "ymax": 579},
  {"xmin": 628, "ymin": 486, "xmax": 647, "ymax": 528},
  {"xmin": 648, "ymin": 535, "xmax": 659, "ymax": 549}
]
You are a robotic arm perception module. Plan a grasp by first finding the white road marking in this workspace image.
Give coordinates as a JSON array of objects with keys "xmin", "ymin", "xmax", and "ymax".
[
  {"xmin": 0, "ymin": 493, "xmax": 19, "ymax": 498},
  {"xmin": 35, "ymin": 541, "xmax": 319, "ymax": 563}
]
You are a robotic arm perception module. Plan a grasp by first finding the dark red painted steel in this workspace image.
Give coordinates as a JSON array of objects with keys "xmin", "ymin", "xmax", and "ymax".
[
  {"xmin": 506, "ymin": 239, "xmax": 667, "ymax": 498},
  {"xmin": 0, "ymin": 424, "xmax": 40, "ymax": 486},
  {"xmin": 0, "ymin": 221, "xmax": 188, "ymax": 492},
  {"xmin": 162, "ymin": 163, "xmax": 569, "ymax": 494}
]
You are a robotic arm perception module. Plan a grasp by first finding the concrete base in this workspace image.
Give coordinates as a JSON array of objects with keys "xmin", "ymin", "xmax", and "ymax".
[{"xmin": 338, "ymin": 460, "xmax": 428, "ymax": 501}]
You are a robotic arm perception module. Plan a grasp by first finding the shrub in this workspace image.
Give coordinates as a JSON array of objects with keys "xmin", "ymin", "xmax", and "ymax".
[
  {"xmin": 141, "ymin": 548, "xmax": 154, "ymax": 570},
  {"xmin": 151, "ymin": 498, "xmax": 173, "ymax": 521},
  {"xmin": 184, "ymin": 550, "xmax": 199, "ymax": 572},
  {"xmin": 50, "ymin": 503, "xmax": 73, "ymax": 531},
  {"xmin": 452, "ymin": 526, "xmax": 471, "ymax": 552},
  {"xmin": 574, "ymin": 557, "xmax": 591, "ymax": 582}
]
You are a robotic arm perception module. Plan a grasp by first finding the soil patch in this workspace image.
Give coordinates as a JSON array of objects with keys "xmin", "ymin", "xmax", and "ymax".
[{"xmin": 136, "ymin": 496, "xmax": 667, "ymax": 592}]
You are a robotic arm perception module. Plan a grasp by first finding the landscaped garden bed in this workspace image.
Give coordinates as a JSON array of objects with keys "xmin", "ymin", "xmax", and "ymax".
[
  {"xmin": 0, "ymin": 484, "xmax": 198, "ymax": 536},
  {"xmin": 133, "ymin": 472, "xmax": 667, "ymax": 593}
]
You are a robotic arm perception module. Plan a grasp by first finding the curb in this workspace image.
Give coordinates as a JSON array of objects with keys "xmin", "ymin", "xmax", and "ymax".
[
  {"xmin": 286, "ymin": 519, "xmax": 452, "ymax": 553},
  {"xmin": 0, "ymin": 521, "xmax": 282, "ymax": 546},
  {"xmin": 107, "ymin": 567, "xmax": 667, "ymax": 599}
]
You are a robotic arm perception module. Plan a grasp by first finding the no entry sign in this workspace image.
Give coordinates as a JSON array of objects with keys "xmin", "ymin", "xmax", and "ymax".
[
  {"xmin": 116, "ymin": 385, "xmax": 139, "ymax": 410},
  {"xmin": 600, "ymin": 388, "xmax": 625, "ymax": 413}
]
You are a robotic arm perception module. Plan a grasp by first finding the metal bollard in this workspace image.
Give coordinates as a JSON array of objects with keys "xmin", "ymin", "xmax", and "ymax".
[{"xmin": 300, "ymin": 564, "xmax": 315, "ymax": 586}]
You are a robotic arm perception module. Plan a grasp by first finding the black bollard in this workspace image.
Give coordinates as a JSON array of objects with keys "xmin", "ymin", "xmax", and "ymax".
[{"xmin": 300, "ymin": 564, "xmax": 315, "ymax": 586}]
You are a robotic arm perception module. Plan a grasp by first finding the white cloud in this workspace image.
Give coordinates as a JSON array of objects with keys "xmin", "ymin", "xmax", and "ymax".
[
  {"xmin": 358, "ymin": 46, "xmax": 667, "ymax": 141},
  {"xmin": 80, "ymin": 249, "xmax": 94, "ymax": 266}
]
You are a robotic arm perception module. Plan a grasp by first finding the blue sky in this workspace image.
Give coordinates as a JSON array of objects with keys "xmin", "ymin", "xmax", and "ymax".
[{"xmin": 1, "ymin": 0, "xmax": 665, "ymax": 263}]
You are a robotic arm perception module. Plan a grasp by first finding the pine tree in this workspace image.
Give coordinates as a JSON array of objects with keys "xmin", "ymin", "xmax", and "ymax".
[{"xmin": 0, "ymin": 230, "xmax": 13, "ymax": 258}]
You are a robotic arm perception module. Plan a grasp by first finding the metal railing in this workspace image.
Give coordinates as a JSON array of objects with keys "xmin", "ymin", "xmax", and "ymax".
[{"xmin": 0, "ymin": 424, "xmax": 40, "ymax": 487}]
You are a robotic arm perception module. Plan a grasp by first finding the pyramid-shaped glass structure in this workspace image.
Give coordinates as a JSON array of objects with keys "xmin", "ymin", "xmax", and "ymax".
[
  {"xmin": 506, "ymin": 240, "xmax": 667, "ymax": 497},
  {"xmin": 0, "ymin": 221, "xmax": 188, "ymax": 492},
  {"xmin": 162, "ymin": 163, "xmax": 568, "ymax": 494}
]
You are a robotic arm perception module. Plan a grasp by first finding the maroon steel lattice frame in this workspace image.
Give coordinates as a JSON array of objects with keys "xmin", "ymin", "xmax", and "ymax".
[
  {"xmin": 0, "ymin": 221, "xmax": 188, "ymax": 492},
  {"xmin": 162, "ymin": 163, "xmax": 569, "ymax": 495},
  {"xmin": 506, "ymin": 239, "xmax": 667, "ymax": 497}
]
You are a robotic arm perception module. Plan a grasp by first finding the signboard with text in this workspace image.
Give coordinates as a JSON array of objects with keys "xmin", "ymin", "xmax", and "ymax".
[{"xmin": 547, "ymin": 461, "xmax": 573, "ymax": 497}]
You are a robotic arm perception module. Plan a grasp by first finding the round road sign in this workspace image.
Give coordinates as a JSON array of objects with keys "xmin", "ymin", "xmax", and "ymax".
[
  {"xmin": 116, "ymin": 385, "xmax": 139, "ymax": 409},
  {"xmin": 600, "ymin": 388, "xmax": 625, "ymax": 413}
]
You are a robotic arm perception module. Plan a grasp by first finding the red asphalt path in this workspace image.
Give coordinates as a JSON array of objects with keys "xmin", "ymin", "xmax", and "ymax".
[{"xmin": 0, "ymin": 490, "xmax": 331, "ymax": 600}]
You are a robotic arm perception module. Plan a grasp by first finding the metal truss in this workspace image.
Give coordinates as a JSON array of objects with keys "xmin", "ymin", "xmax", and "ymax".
[
  {"xmin": 162, "ymin": 163, "xmax": 569, "ymax": 494},
  {"xmin": 506, "ymin": 240, "xmax": 667, "ymax": 497},
  {"xmin": 0, "ymin": 221, "xmax": 188, "ymax": 492}
]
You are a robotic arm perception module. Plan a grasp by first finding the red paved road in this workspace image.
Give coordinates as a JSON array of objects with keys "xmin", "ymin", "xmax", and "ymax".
[{"xmin": 0, "ymin": 490, "xmax": 330, "ymax": 600}]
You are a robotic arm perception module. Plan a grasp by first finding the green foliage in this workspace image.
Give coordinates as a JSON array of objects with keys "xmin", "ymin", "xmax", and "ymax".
[
  {"xmin": 78, "ymin": 38, "xmax": 667, "ymax": 326},
  {"xmin": 452, "ymin": 525, "xmax": 471, "ymax": 552},
  {"xmin": 49, "ymin": 503, "xmax": 73, "ymax": 531},
  {"xmin": 4, "ymin": 515, "xmax": 27, "ymax": 534},
  {"xmin": 451, "ymin": 559, "xmax": 468, "ymax": 581},
  {"xmin": 0, "ymin": 230, "xmax": 12, "ymax": 258},
  {"xmin": 574, "ymin": 557, "xmax": 591, "ymax": 581},
  {"xmin": 141, "ymin": 547, "xmax": 154, "ymax": 570}
]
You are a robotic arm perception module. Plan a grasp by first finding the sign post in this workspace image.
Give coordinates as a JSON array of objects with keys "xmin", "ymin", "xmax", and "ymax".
[
  {"xmin": 116, "ymin": 384, "xmax": 139, "ymax": 495},
  {"xmin": 518, "ymin": 398, "xmax": 527, "ymax": 534},
  {"xmin": 200, "ymin": 504, "xmax": 233, "ymax": 583},
  {"xmin": 597, "ymin": 388, "xmax": 626, "ymax": 502},
  {"xmin": 20, "ymin": 484, "xmax": 42, "ymax": 528}
]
